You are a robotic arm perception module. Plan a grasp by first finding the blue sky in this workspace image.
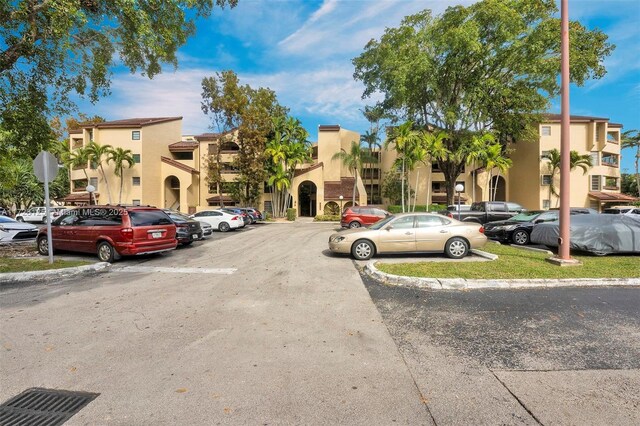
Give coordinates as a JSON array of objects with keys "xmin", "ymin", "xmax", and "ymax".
[{"xmin": 81, "ymin": 0, "xmax": 640, "ymax": 171}]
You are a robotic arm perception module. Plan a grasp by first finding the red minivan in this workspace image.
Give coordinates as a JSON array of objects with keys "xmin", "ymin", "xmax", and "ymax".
[
  {"xmin": 37, "ymin": 206, "xmax": 178, "ymax": 262},
  {"xmin": 341, "ymin": 206, "xmax": 390, "ymax": 228}
]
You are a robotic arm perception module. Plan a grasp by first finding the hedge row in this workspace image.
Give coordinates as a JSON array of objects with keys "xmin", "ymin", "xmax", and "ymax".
[{"xmin": 387, "ymin": 204, "xmax": 446, "ymax": 213}]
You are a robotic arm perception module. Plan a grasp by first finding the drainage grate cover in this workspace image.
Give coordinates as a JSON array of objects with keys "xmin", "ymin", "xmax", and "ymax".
[{"xmin": 0, "ymin": 388, "xmax": 99, "ymax": 426}]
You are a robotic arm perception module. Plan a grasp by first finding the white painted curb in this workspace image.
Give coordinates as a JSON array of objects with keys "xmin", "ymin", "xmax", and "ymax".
[
  {"xmin": 0, "ymin": 262, "xmax": 111, "ymax": 285},
  {"xmin": 365, "ymin": 261, "xmax": 640, "ymax": 290}
]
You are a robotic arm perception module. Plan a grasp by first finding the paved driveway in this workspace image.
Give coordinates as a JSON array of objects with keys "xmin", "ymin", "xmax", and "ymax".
[{"xmin": 0, "ymin": 222, "xmax": 431, "ymax": 425}]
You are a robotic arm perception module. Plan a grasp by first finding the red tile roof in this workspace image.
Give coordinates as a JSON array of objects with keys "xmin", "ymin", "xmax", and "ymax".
[
  {"xmin": 294, "ymin": 162, "xmax": 323, "ymax": 177},
  {"xmin": 543, "ymin": 114, "xmax": 609, "ymax": 122},
  {"xmin": 169, "ymin": 141, "xmax": 199, "ymax": 152},
  {"xmin": 58, "ymin": 192, "xmax": 100, "ymax": 204},
  {"xmin": 82, "ymin": 117, "xmax": 182, "ymax": 128},
  {"xmin": 318, "ymin": 125, "xmax": 341, "ymax": 132},
  {"xmin": 161, "ymin": 156, "xmax": 200, "ymax": 174},
  {"xmin": 206, "ymin": 195, "xmax": 235, "ymax": 203},
  {"xmin": 324, "ymin": 178, "xmax": 358, "ymax": 200},
  {"xmin": 588, "ymin": 192, "xmax": 638, "ymax": 202}
]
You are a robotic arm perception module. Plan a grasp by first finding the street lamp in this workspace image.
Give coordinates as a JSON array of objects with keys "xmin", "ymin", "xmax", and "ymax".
[
  {"xmin": 455, "ymin": 183, "xmax": 464, "ymax": 220},
  {"xmin": 86, "ymin": 184, "xmax": 95, "ymax": 206},
  {"xmin": 339, "ymin": 195, "xmax": 344, "ymax": 213}
]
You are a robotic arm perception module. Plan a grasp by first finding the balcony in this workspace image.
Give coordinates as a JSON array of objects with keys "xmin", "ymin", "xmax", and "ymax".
[
  {"xmin": 606, "ymin": 132, "xmax": 619, "ymax": 144},
  {"xmin": 601, "ymin": 153, "xmax": 619, "ymax": 168}
]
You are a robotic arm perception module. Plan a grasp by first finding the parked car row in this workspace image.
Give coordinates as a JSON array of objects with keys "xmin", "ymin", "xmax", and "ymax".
[{"xmin": 30, "ymin": 205, "xmax": 260, "ymax": 262}]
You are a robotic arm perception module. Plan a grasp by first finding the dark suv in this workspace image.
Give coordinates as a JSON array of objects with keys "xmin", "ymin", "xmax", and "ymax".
[
  {"xmin": 37, "ymin": 206, "xmax": 177, "ymax": 262},
  {"xmin": 341, "ymin": 206, "xmax": 390, "ymax": 228},
  {"xmin": 163, "ymin": 210, "xmax": 203, "ymax": 245}
]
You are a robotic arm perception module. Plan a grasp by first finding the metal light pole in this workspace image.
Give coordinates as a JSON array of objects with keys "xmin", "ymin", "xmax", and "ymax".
[
  {"xmin": 455, "ymin": 183, "xmax": 464, "ymax": 221},
  {"xmin": 339, "ymin": 195, "xmax": 344, "ymax": 213},
  {"xmin": 86, "ymin": 184, "xmax": 96, "ymax": 206},
  {"xmin": 559, "ymin": 0, "xmax": 571, "ymax": 261}
]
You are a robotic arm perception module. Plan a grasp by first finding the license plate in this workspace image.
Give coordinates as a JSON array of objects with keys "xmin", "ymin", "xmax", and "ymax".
[
  {"xmin": 192, "ymin": 233, "xmax": 199, "ymax": 239},
  {"xmin": 151, "ymin": 232, "xmax": 162, "ymax": 239}
]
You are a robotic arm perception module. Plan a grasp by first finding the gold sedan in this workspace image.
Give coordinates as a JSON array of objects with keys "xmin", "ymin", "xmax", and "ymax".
[{"xmin": 328, "ymin": 212, "xmax": 487, "ymax": 260}]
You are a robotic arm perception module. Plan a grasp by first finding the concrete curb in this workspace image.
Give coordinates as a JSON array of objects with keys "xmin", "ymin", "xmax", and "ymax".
[
  {"xmin": 0, "ymin": 262, "xmax": 111, "ymax": 285},
  {"xmin": 364, "ymin": 261, "xmax": 640, "ymax": 290}
]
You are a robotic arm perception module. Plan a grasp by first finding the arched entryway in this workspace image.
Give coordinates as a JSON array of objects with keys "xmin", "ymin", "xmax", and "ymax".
[
  {"xmin": 164, "ymin": 176, "xmax": 180, "ymax": 210},
  {"xmin": 298, "ymin": 181, "xmax": 317, "ymax": 217},
  {"xmin": 490, "ymin": 176, "xmax": 506, "ymax": 201},
  {"xmin": 324, "ymin": 201, "xmax": 339, "ymax": 215}
]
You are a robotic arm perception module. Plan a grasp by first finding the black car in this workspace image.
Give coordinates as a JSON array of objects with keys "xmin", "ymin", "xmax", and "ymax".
[
  {"xmin": 163, "ymin": 210, "xmax": 203, "ymax": 245},
  {"xmin": 484, "ymin": 208, "xmax": 596, "ymax": 245}
]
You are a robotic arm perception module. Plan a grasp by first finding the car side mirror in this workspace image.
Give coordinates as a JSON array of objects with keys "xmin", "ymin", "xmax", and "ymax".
[
  {"xmin": 385, "ymin": 225, "xmax": 393, "ymax": 231},
  {"xmin": 533, "ymin": 219, "xmax": 543, "ymax": 224}
]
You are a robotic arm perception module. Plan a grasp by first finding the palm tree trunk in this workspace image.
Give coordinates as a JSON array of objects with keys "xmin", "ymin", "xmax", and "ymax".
[
  {"xmin": 485, "ymin": 170, "xmax": 492, "ymax": 202},
  {"xmin": 119, "ymin": 167, "xmax": 124, "ymax": 204},
  {"xmin": 352, "ymin": 170, "xmax": 358, "ymax": 207},
  {"xmin": 401, "ymin": 158, "xmax": 405, "ymax": 212},
  {"xmin": 492, "ymin": 170, "xmax": 501, "ymax": 201},
  {"xmin": 413, "ymin": 170, "xmax": 419, "ymax": 212},
  {"xmin": 99, "ymin": 164, "xmax": 112, "ymax": 204},
  {"xmin": 427, "ymin": 166, "xmax": 432, "ymax": 211}
]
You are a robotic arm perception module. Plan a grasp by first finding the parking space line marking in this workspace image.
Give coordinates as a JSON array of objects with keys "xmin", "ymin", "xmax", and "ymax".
[{"xmin": 114, "ymin": 266, "xmax": 236, "ymax": 275}]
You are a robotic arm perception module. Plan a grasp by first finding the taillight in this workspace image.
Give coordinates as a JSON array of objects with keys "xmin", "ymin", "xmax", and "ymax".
[
  {"xmin": 231, "ymin": 216, "xmax": 239, "ymax": 220},
  {"xmin": 447, "ymin": 212, "xmax": 453, "ymax": 218},
  {"xmin": 120, "ymin": 227, "xmax": 134, "ymax": 240},
  {"xmin": 479, "ymin": 226, "xmax": 485, "ymax": 234}
]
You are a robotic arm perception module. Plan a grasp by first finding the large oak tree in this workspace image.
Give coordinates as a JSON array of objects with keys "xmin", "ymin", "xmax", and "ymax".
[{"xmin": 353, "ymin": 0, "xmax": 613, "ymax": 204}]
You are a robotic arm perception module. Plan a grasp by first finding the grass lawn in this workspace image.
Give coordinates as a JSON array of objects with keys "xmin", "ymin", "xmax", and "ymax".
[
  {"xmin": 0, "ymin": 258, "xmax": 91, "ymax": 273},
  {"xmin": 376, "ymin": 243, "xmax": 640, "ymax": 279}
]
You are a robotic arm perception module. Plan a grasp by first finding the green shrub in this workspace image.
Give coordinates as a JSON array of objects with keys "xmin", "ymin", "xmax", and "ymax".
[
  {"xmin": 387, "ymin": 204, "xmax": 446, "ymax": 213},
  {"xmin": 314, "ymin": 214, "xmax": 340, "ymax": 221},
  {"xmin": 286, "ymin": 208, "xmax": 296, "ymax": 221}
]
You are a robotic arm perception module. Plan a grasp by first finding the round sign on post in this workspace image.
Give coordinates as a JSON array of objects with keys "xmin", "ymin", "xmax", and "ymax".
[{"xmin": 33, "ymin": 151, "xmax": 60, "ymax": 183}]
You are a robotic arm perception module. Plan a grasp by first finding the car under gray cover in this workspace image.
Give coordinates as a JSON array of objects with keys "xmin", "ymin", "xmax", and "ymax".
[{"xmin": 531, "ymin": 214, "xmax": 640, "ymax": 255}]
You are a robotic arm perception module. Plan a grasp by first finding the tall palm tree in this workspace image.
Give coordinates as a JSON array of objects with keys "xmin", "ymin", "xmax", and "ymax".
[
  {"xmin": 622, "ymin": 130, "xmax": 640, "ymax": 193},
  {"xmin": 483, "ymin": 143, "xmax": 513, "ymax": 201},
  {"xmin": 84, "ymin": 142, "xmax": 113, "ymax": 204},
  {"xmin": 384, "ymin": 121, "xmax": 421, "ymax": 212},
  {"xmin": 542, "ymin": 149, "xmax": 592, "ymax": 207},
  {"xmin": 63, "ymin": 147, "xmax": 89, "ymax": 180},
  {"xmin": 107, "ymin": 147, "xmax": 135, "ymax": 204},
  {"xmin": 421, "ymin": 131, "xmax": 448, "ymax": 209},
  {"xmin": 361, "ymin": 130, "xmax": 379, "ymax": 204},
  {"xmin": 332, "ymin": 141, "xmax": 376, "ymax": 208}
]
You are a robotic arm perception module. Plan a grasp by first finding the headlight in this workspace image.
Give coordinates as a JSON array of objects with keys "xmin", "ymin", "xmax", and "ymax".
[
  {"xmin": 331, "ymin": 236, "xmax": 346, "ymax": 243},
  {"xmin": 503, "ymin": 224, "xmax": 518, "ymax": 231}
]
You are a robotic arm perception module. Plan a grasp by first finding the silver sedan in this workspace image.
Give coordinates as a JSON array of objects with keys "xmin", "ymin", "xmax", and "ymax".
[{"xmin": 329, "ymin": 212, "xmax": 487, "ymax": 260}]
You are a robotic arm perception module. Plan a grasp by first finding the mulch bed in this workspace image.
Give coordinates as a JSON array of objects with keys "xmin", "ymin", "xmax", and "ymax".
[{"xmin": 0, "ymin": 242, "xmax": 39, "ymax": 258}]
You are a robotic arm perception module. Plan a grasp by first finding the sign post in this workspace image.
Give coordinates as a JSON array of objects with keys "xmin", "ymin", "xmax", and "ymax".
[{"xmin": 33, "ymin": 151, "xmax": 60, "ymax": 264}]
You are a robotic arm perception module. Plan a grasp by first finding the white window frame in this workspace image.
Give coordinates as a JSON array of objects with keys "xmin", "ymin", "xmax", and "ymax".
[
  {"xmin": 541, "ymin": 126, "xmax": 551, "ymax": 136},
  {"xmin": 590, "ymin": 151, "xmax": 599, "ymax": 166},
  {"xmin": 132, "ymin": 130, "xmax": 141, "ymax": 140},
  {"xmin": 542, "ymin": 200, "xmax": 550, "ymax": 209},
  {"xmin": 132, "ymin": 199, "xmax": 141, "ymax": 206},
  {"xmin": 541, "ymin": 175, "xmax": 552, "ymax": 185},
  {"xmin": 133, "ymin": 153, "xmax": 141, "ymax": 164},
  {"xmin": 590, "ymin": 175, "xmax": 601, "ymax": 191},
  {"xmin": 132, "ymin": 176, "xmax": 141, "ymax": 186}
]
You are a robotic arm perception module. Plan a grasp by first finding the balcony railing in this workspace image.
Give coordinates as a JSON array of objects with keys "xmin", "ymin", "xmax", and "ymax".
[{"xmin": 603, "ymin": 185, "xmax": 620, "ymax": 191}]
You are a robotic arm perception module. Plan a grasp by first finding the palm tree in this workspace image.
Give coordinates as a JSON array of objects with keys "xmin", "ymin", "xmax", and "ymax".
[
  {"xmin": 542, "ymin": 149, "xmax": 592, "ymax": 207},
  {"xmin": 332, "ymin": 141, "xmax": 376, "ymax": 208},
  {"xmin": 63, "ymin": 147, "xmax": 89, "ymax": 180},
  {"xmin": 107, "ymin": 147, "xmax": 135, "ymax": 204},
  {"xmin": 361, "ymin": 130, "xmax": 379, "ymax": 204},
  {"xmin": 421, "ymin": 131, "xmax": 448, "ymax": 209},
  {"xmin": 622, "ymin": 130, "xmax": 640, "ymax": 193},
  {"xmin": 384, "ymin": 121, "xmax": 421, "ymax": 212},
  {"xmin": 484, "ymin": 143, "xmax": 513, "ymax": 201},
  {"xmin": 84, "ymin": 142, "xmax": 113, "ymax": 204}
]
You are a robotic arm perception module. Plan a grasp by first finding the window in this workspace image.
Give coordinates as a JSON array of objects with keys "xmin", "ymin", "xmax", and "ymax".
[
  {"xmin": 542, "ymin": 200, "xmax": 550, "ymax": 209},
  {"xmin": 390, "ymin": 215, "xmax": 415, "ymax": 229},
  {"xmin": 590, "ymin": 152, "xmax": 599, "ymax": 166},
  {"xmin": 416, "ymin": 215, "xmax": 445, "ymax": 228},
  {"xmin": 541, "ymin": 175, "xmax": 552, "ymax": 185},
  {"xmin": 132, "ymin": 177, "xmax": 141, "ymax": 186},
  {"xmin": 132, "ymin": 200, "xmax": 141, "ymax": 206},
  {"xmin": 174, "ymin": 152, "xmax": 193, "ymax": 160},
  {"xmin": 601, "ymin": 153, "xmax": 619, "ymax": 167},
  {"xmin": 541, "ymin": 150, "xmax": 551, "ymax": 160},
  {"xmin": 133, "ymin": 154, "xmax": 141, "ymax": 164},
  {"xmin": 590, "ymin": 175, "xmax": 601, "ymax": 191},
  {"xmin": 90, "ymin": 160, "xmax": 98, "ymax": 170},
  {"xmin": 132, "ymin": 130, "xmax": 141, "ymax": 140},
  {"xmin": 607, "ymin": 132, "xmax": 619, "ymax": 143},
  {"xmin": 541, "ymin": 126, "xmax": 551, "ymax": 136},
  {"xmin": 604, "ymin": 177, "xmax": 618, "ymax": 189},
  {"xmin": 432, "ymin": 181, "xmax": 446, "ymax": 192},
  {"xmin": 506, "ymin": 202, "xmax": 524, "ymax": 212},
  {"xmin": 89, "ymin": 177, "xmax": 98, "ymax": 189}
]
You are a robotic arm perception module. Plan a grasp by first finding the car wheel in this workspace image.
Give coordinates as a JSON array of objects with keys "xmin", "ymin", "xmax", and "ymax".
[
  {"xmin": 445, "ymin": 237, "xmax": 469, "ymax": 259},
  {"xmin": 349, "ymin": 221, "xmax": 361, "ymax": 229},
  {"xmin": 37, "ymin": 236, "xmax": 50, "ymax": 256},
  {"xmin": 219, "ymin": 222, "xmax": 230, "ymax": 232},
  {"xmin": 97, "ymin": 241, "xmax": 119, "ymax": 263},
  {"xmin": 512, "ymin": 230, "xmax": 530, "ymax": 245},
  {"xmin": 16, "ymin": 216, "xmax": 24, "ymax": 222},
  {"xmin": 351, "ymin": 239, "xmax": 374, "ymax": 260}
]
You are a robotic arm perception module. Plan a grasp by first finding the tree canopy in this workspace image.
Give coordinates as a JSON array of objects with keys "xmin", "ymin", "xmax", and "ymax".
[{"xmin": 353, "ymin": 0, "xmax": 613, "ymax": 204}]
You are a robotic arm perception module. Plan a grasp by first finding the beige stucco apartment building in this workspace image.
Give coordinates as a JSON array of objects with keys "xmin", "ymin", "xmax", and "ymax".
[{"xmin": 65, "ymin": 115, "xmax": 634, "ymax": 215}]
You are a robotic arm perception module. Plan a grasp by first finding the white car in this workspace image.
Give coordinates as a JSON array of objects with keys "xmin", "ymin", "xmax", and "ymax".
[
  {"xmin": 15, "ymin": 207, "xmax": 66, "ymax": 223},
  {"xmin": 190, "ymin": 209, "xmax": 244, "ymax": 232},
  {"xmin": 198, "ymin": 221, "xmax": 213, "ymax": 237},
  {"xmin": 0, "ymin": 215, "xmax": 39, "ymax": 243},
  {"xmin": 603, "ymin": 206, "xmax": 640, "ymax": 215}
]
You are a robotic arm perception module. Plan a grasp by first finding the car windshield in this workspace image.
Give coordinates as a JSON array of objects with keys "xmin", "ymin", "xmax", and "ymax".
[
  {"xmin": 509, "ymin": 211, "xmax": 542, "ymax": 222},
  {"xmin": 368, "ymin": 215, "xmax": 395, "ymax": 230}
]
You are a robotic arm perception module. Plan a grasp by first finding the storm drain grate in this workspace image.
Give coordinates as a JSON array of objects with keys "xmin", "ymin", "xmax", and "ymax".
[{"xmin": 0, "ymin": 388, "xmax": 99, "ymax": 426}]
